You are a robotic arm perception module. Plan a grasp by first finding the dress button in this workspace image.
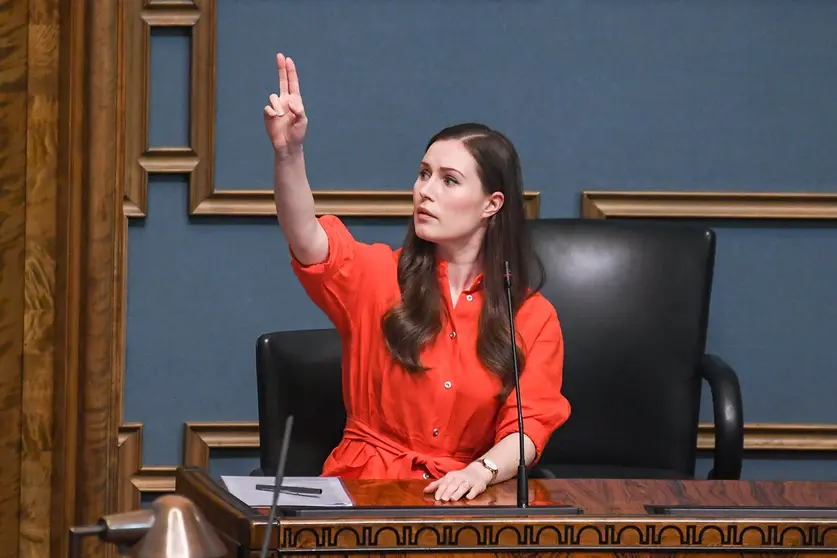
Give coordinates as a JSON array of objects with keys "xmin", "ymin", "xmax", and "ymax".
[
  {"xmin": 433, "ymin": 428, "xmax": 439, "ymax": 437},
  {"xmin": 449, "ymin": 331, "xmax": 456, "ymax": 339},
  {"xmin": 444, "ymin": 381, "xmax": 452, "ymax": 389},
  {"xmin": 466, "ymin": 294, "xmax": 473, "ymax": 302},
  {"xmin": 423, "ymin": 472, "xmax": 429, "ymax": 479}
]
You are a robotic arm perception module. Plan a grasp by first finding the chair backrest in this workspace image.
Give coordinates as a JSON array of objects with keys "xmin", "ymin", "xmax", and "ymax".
[
  {"xmin": 255, "ymin": 328, "xmax": 345, "ymax": 476},
  {"xmin": 255, "ymin": 218, "xmax": 716, "ymax": 478},
  {"xmin": 527, "ymin": 218, "xmax": 715, "ymax": 477}
]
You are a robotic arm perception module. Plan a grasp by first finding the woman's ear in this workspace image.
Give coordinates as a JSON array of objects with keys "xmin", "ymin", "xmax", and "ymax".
[{"xmin": 483, "ymin": 192, "xmax": 505, "ymax": 218}]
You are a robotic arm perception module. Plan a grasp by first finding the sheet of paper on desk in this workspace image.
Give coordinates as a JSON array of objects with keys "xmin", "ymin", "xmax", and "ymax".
[{"xmin": 220, "ymin": 476, "xmax": 354, "ymax": 507}]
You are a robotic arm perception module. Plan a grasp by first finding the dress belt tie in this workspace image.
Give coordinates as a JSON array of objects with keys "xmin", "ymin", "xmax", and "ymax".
[{"xmin": 343, "ymin": 417, "xmax": 469, "ymax": 479}]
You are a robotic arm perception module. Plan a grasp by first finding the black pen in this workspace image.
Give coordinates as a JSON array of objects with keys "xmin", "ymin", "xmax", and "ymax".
[{"xmin": 255, "ymin": 483, "xmax": 322, "ymax": 497}]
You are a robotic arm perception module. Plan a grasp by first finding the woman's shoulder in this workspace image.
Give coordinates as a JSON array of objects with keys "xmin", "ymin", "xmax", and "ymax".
[
  {"xmin": 517, "ymin": 291, "xmax": 561, "ymax": 332},
  {"xmin": 317, "ymin": 214, "xmax": 399, "ymax": 262}
]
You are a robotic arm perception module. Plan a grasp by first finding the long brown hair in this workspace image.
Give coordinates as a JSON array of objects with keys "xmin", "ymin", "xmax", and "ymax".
[{"xmin": 381, "ymin": 123, "xmax": 544, "ymax": 398}]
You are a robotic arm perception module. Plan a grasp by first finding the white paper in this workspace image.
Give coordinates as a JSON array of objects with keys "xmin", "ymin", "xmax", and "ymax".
[{"xmin": 220, "ymin": 476, "xmax": 354, "ymax": 508}]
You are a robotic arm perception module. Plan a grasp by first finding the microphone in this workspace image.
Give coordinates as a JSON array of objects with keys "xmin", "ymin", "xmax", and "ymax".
[
  {"xmin": 260, "ymin": 415, "xmax": 294, "ymax": 558},
  {"xmin": 503, "ymin": 260, "xmax": 528, "ymax": 508}
]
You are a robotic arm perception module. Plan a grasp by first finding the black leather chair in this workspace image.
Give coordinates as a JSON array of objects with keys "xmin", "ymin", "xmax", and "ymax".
[
  {"xmin": 254, "ymin": 218, "xmax": 744, "ymax": 480},
  {"xmin": 254, "ymin": 327, "xmax": 346, "ymax": 477}
]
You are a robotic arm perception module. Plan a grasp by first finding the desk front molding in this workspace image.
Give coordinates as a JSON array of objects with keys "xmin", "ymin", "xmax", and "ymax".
[{"xmin": 273, "ymin": 516, "xmax": 837, "ymax": 554}]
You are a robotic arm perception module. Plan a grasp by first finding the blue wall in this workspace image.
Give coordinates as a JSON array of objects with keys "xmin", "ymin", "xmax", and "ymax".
[{"xmin": 125, "ymin": 0, "xmax": 837, "ymax": 480}]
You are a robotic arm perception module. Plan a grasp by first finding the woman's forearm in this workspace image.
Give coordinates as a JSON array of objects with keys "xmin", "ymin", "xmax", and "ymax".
[
  {"xmin": 426, "ymin": 433, "xmax": 538, "ymax": 502},
  {"xmin": 273, "ymin": 148, "xmax": 328, "ymax": 265},
  {"xmin": 470, "ymin": 433, "xmax": 537, "ymax": 485}
]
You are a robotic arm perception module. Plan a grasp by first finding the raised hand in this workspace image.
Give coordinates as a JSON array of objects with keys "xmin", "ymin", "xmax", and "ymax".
[{"xmin": 264, "ymin": 53, "xmax": 307, "ymax": 156}]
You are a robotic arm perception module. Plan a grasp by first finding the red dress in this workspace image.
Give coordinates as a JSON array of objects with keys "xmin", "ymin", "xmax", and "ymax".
[{"xmin": 290, "ymin": 215, "xmax": 571, "ymax": 480}]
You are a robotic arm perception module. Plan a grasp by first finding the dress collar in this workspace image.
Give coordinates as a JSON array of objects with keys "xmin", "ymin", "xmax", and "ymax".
[{"xmin": 435, "ymin": 257, "xmax": 484, "ymax": 293}]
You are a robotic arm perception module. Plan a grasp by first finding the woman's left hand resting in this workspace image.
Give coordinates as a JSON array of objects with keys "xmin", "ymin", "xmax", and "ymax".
[{"xmin": 423, "ymin": 463, "xmax": 493, "ymax": 502}]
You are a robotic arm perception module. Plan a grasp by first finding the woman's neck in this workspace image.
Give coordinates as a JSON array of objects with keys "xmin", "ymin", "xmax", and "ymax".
[{"xmin": 437, "ymin": 233, "xmax": 484, "ymax": 306}]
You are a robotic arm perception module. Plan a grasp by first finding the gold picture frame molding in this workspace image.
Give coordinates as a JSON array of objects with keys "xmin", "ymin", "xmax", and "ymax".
[{"xmin": 582, "ymin": 191, "xmax": 837, "ymax": 220}]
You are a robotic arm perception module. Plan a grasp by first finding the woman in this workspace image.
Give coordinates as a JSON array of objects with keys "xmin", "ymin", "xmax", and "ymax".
[{"xmin": 263, "ymin": 53, "xmax": 570, "ymax": 502}]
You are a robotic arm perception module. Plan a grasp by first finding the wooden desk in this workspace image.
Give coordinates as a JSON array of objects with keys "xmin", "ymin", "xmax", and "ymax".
[{"xmin": 174, "ymin": 466, "xmax": 837, "ymax": 557}]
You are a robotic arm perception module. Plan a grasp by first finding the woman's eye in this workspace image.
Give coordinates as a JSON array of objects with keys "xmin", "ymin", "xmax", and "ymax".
[{"xmin": 444, "ymin": 176, "xmax": 458, "ymax": 186}]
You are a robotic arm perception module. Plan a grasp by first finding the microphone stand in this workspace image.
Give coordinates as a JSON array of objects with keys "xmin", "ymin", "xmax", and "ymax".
[
  {"xmin": 504, "ymin": 260, "xmax": 528, "ymax": 508},
  {"xmin": 259, "ymin": 415, "xmax": 295, "ymax": 558}
]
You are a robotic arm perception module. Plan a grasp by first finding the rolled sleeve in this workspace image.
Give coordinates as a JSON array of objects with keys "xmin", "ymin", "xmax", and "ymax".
[
  {"xmin": 494, "ymin": 305, "xmax": 571, "ymax": 464},
  {"xmin": 290, "ymin": 215, "xmax": 383, "ymax": 335}
]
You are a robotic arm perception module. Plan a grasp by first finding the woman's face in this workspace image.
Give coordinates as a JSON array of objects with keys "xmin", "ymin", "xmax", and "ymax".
[{"xmin": 412, "ymin": 139, "xmax": 504, "ymax": 247}]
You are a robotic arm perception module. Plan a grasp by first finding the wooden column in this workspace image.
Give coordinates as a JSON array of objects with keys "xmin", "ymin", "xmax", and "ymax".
[{"xmin": 0, "ymin": 0, "xmax": 123, "ymax": 557}]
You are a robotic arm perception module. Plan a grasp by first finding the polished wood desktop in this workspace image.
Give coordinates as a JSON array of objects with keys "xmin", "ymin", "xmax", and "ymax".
[{"xmin": 174, "ymin": 466, "xmax": 837, "ymax": 557}]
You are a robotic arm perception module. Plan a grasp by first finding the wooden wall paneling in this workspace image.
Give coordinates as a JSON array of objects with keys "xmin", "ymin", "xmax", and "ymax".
[
  {"xmin": 46, "ymin": 0, "xmax": 128, "ymax": 556},
  {"xmin": 77, "ymin": 0, "xmax": 122, "ymax": 534},
  {"xmin": 581, "ymin": 191, "xmax": 837, "ymax": 220},
  {"xmin": 51, "ymin": 0, "xmax": 86, "ymax": 555},
  {"xmin": 0, "ymin": 0, "xmax": 124, "ymax": 556},
  {"xmin": 0, "ymin": 0, "xmax": 29, "ymax": 555},
  {"xmin": 21, "ymin": 2, "xmax": 62, "ymax": 558}
]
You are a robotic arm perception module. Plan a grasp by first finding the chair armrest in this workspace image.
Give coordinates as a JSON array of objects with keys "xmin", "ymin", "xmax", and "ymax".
[{"xmin": 700, "ymin": 353, "xmax": 744, "ymax": 480}]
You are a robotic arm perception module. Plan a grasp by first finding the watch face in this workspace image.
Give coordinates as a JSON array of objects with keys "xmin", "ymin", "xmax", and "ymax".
[{"xmin": 483, "ymin": 458, "xmax": 498, "ymax": 472}]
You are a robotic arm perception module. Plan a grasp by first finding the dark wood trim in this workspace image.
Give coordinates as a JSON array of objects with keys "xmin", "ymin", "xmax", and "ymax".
[
  {"xmin": 78, "ymin": 0, "xmax": 122, "ymax": 528},
  {"xmin": 118, "ymin": 424, "xmax": 177, "ymax": 511},
  {"xmin": 121, "ymin": 0, "xmax": 150, "ymax": 216},
  {"xmin": 118, "ymin": 424, "xmax": 144, "ymax": 512},
  {"xmin": 184, "ymin": 421, "xmax": 260, "ymax": 470},
  {"xmin": 52, "ymin": 0, "xmax": 87, "ymax": 555},
  {"xmin": 582, "ymin": 191, "xmax": 837, "ymax": 220},
  {"xmin": 189, "ymin": 0, "xmax": 215, "ymax": 215},
  {"xmin": 49, "ymin": 1, "xmax": 126, "ymax": 557},
  {"xmin": 21, "ymin": 3, "xmax": 63, "ymax": 558},
  {"xmin": 0, "ymin": 0, "xmax": 29, "ymax": 555},
  {"xmin": 189, "ymin": 188, "xmax": 542, "ymax": 218}
]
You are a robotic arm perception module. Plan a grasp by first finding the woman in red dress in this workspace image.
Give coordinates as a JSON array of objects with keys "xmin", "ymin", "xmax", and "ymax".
[{"xmin": 263, "ymin": 53, "xmax": 570, "ymax": 503}]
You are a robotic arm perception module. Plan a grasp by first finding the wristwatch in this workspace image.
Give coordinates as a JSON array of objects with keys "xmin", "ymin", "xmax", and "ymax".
[{"xmin": 476, "ymin": 457, "xmax": 499, "ymax": 483}]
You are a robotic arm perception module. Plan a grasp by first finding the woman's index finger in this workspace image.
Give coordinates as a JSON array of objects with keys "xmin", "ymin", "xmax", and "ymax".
[{"xmin": 276, "ymin": 52, "xmax": 289, "ymax": 96}]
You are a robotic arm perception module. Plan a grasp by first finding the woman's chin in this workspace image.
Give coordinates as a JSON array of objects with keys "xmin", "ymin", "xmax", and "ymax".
[{"xmin": 414, "ymin": 220, "xmax": 442, "ymax": 242}]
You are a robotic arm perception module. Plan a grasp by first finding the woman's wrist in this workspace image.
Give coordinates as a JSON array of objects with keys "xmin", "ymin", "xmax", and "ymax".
[
  {"xmin": 274, "ymin": 144, "xmax": 304, "ymax": 162},
  {"xmin": 468, "ymin": 459, "xmax": 497, "ymax": 486}
]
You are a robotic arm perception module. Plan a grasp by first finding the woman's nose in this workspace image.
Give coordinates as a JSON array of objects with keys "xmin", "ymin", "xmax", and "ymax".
[{"xmin": 417, "ymin": 181, "xmax": 435, "ymax": 201}]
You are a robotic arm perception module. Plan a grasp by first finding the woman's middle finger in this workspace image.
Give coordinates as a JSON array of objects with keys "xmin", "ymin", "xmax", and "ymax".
[
  {"xmin": 448, "ymin": 480, "xmax": 472, "ymax": 502},
  {"xmin": 440, "ymin": 477, "xmax": 469, "ymax": 501}
]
